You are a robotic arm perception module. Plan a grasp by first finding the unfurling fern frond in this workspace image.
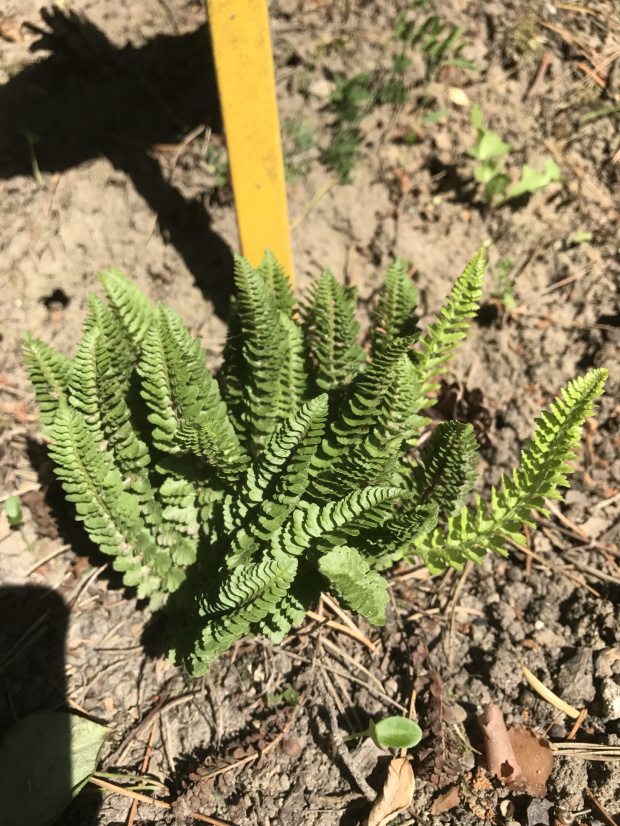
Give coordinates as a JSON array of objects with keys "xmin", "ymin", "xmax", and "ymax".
[
  {"xmin": 407, "ymin": 420, "xmax": 479, "ymax": 517},
  {"xmin": 413, "ymin": 369, "xmax": 608, "ymax": 574},
  {"xmin": 25, "ymin": 248, "xmax": 608, "ymax": 676},
  {"xmin": 301, "ymin": 269, "xmax": 366, "ymax": 392},
  {"xmin": 370, "ymin": 258, "xmax": 420, "ymax": 357},
  {"xmin": 413, "ymin": 248, "xmax": 485, "ymax": 395},
  {"xmin": 98, "ymin": 267, "xmax": 155, "ymax": 351},
  {"xmin": 256, "ymin": 248, "xmax": 296, "ymax": 318},
  {"xmin": 221, "ymin": 255, "xmax": 287, "ymax": 455},
  {"xmin": 22, "ymin": 333, "xmax": 72, "ymax": 425}
]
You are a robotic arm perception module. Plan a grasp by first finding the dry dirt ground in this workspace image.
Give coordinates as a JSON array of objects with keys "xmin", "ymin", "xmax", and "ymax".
[{"xmin": 1, "ymin": 1, "xmax": 620, "ymax": 825}]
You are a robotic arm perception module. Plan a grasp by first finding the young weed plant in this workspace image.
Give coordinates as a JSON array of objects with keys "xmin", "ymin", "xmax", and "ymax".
[
  {"xmin": 323, "ymin": 6, "xmax": 478, "ymax": 182},
  {"xmin": 24, "ymin": 250, "xmax": 606, "ymax": 676},
  {"xmin": 468, "ymin": 104, "xmax": 560, "ymax": 203}
]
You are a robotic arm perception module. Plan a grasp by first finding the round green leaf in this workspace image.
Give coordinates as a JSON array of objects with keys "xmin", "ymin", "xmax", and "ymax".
[{"xmin": 371, "ymin": 717, "xmax": 423, "ymax": 749}]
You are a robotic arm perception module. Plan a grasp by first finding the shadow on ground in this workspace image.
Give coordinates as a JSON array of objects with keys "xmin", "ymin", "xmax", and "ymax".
[{"xmin": 0, "ymin": 6, "xmax": 234, "ymax": 318}]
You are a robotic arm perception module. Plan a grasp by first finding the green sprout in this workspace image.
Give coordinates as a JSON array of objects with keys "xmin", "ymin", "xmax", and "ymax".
[{"xmin": 344, "ymin": 716, "xmax": 423, "ymax": 750}]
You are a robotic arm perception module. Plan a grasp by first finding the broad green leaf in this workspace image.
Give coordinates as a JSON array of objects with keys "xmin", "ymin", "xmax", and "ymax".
[
  {"xmin": 370, "ymin": 717, "xmax": 423, "ymax": 749},
  {"xmin": 0, "ymin": 711, "xmax": 110, "ymax": 826},
  {"xmin": 502, "ymin": 158, "xmax": 561, "ymax": 201},
  {"xmin": 485, "ymin": 173, "xmax": 510, "ymax": 201},
  {"xmin": 4, "ymin": 494, "xmax": 22, "ymax": 527},
  {"xmin": 473, "ymin": 129, "xmax": 513, "ymax": 162}
]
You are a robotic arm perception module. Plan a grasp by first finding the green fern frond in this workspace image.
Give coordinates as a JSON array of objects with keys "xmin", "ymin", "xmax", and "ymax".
[
  {"xmin": 407, "ymin": 421, "xmax": 479, "ymax": 517},
  {"xmin": 413, "ymin": 248, "xmax": 485, "ymax": 395},
  {"xmin": 222, "ymin": 255, "xmax": 287, "ymax": 455},
  {"xmin": 319, "ymin": 545, "xmax": 389, "ymax": 624},
  {"xmin": 225, "ymin": 396, "xmax": 328, "ymax": 566},
  {"xmin": 83, "ymin": 294, "xmax": 133, "ymax": 391},
  {"xmin": 256, "ymin": 248, "xmax": 296, "ymax": 318},
  {"xmin": 76, "ymin": 307, "xmax": 156, "ymax": 519},
  {"xmin": 278, "ymin": 314, "xmax": 310, "ymax": 417},
  {"xmin": 301, "ymin": 269, "xmax": 366, "ymax": 392},
  {"xmin": 370, "ymin": 259, "xmax": 420, "ymax": 357},
  {"xmin": 413, "ymin": 369, "xmax": 608, "ymax": 573},
  {"xmin": 22, "ymin": 333, "xmax": 72, "ymax": 425},
  {"xmin": 98, "ymin": 267, "xmax": 155, "ymax": 350},
  {"xmin": 313, "ymin": 337, "xmax": 423, "ymax": 494},
  {"xmin": 49, "ymin": 404, "xmax": 164, "ymax": 596},
  {"xmin": 177, "ymin": 419, "xmax": 250, "ymax": 483},
  {"xmin": 185, "ymin": 549, "xmax": 298, "ymax": 674}
]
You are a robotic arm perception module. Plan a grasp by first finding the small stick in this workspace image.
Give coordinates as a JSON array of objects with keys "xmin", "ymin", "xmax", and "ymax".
[
  {"xmin": 197, "ymin": 703, "xmax": 301, "ymax": 782},
  {"xmin": 521, "ymin": 660, "xmax": 581, "ymax": 719},
  {"xmin": 321, "ymin": 637, "xmax": 387, "ymax": 695},
  {"xmin": 576, "ymin": 61, "xmax": 606, "ymax": 88},
  {"xmin": 102, "ymin": 693, "xmax": 168, "ymax": 770},
  {"xmin": 526, "ymin": 50, "xmax": 552, "ymax": 98},
  {"xmin": 567, "ymin": 708, "xmax": 588, "ymax": 740},
  {"xmin": 506, "ymin": 538, "xmax": 601, "ymax": 598},
  {"xmin": 290, "ymin": 179, "xmax": 338, "ymax": 231},
  {"xmin": 25, "ymin": 543, "xmax": 72, "ymax": 577},
  {"xmin": 445, "ymin": 561, "xmax": 472, "ymax": 668},
  {"xmin": 516, "ymin": 263, "xmax": 599, "ymax": 309},
  {"xmin": 127, "ymin": 719, "xmax": 158, "ymax": 826},
  {"xmin": 587, "ymin": 788, "xmax": 619, "ymax": 826},
  {"xmin": 318, "ymin": 668, "xmax": 376, "ymax": 802}
]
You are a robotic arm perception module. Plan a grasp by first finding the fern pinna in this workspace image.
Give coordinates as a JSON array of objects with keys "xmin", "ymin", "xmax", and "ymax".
[{"xmin": 24, "ymin": 250, "xmax": 607, "ymax": 675}]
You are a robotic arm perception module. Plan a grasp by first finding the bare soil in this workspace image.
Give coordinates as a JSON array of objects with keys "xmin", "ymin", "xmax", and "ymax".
[{"xmin": 1, "ymin": 1, "xmax": 620, "ymax": 825}]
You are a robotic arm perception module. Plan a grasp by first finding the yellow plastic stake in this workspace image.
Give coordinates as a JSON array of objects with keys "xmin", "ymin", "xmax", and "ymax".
[{"xmin": 206, "ymin": 0, "xmax": 294, "ymax": 285}]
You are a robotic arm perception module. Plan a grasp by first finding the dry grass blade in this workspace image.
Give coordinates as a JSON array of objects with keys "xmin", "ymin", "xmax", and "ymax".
[
  {"xmin": 506, "ymin": 537, "xmax": 601, "ymax": 597},
  {"xmin": 521, "ymin": 660, "xmax": 581, "ymax": 719},
  {"xmin": 89, "ymin": 776, "xmax": 235, "ymax": 824},
  {"xmin": 126, "ymin": 719, "xmax": 158, "ymax": 826},
  {"xmin": 552, "ymin": 742, "xmax": 620, "ymax": 761},
  {"xmin": 306, "ymin": 609, "xmax": 375, "ymax": 651},
  {"xmin": 321, "ymin": 592, "xmax": 377, "ymax": 652},
  {"xmin": 320, "ymin": 637, "xmax": 389, "ymax": 698}
]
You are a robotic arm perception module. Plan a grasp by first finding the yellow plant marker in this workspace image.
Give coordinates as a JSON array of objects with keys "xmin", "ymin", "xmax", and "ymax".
[{"xmin": 206, "ymin": 0, "xmax": 294, "ymax": 285}]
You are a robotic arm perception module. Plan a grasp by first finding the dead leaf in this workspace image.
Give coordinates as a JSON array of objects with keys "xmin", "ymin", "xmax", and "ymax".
[
  {"xmin": 448, "ymin": 87, "xmax": 470, "ymax": 107},
  {"xmin": 0, "ymin": 18, "xmax": 22, "ymax": 42},
  {"xmin": 429, "ymin": 784, "xmax": 459, "ymax": 814},
  {"xmin": 367, "ymin": 757, "xmax": 415, "ymax": 826},
  {"xmin": 102, "ymin": 696, "xmax": 115, "ymax": 712},
  {"xmin": 478, "ymin": 704, "xmax": 524, "ymax": 789},
  {"xmin": 508, "ymin": 726, "xmax": 553, "ymax": 797}
]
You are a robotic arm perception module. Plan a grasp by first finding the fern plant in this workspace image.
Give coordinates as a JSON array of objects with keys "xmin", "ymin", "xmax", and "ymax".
[{"xmin": 24, "ymin": 250, "xmax": 607, "ymax": 676}]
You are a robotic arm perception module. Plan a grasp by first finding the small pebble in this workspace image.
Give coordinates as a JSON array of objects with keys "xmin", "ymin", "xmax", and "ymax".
[{"xmin": 281, "ymin": 737, "xmax": 302, "ymax": 758}]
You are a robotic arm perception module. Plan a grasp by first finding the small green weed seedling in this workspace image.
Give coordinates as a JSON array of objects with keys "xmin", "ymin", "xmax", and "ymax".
[
  {"xmin": 204, "ymin": 143, "xmax": 230, "ymax": 189},
  {"xmin": 24, "ymin": 249, "xmax": 607, "ymax": 676},
  {"xmin": 490, "ymin": 257, "xmax": 516, "ymax": 313},
  {"xmin": 394, "ymin": 7, "xmax": 479, "ymax": 84},
  {"xmin": 265, "ymin": 687, "xmax": 299, "ymax": 706},
  {"xmin": 282, "ymin": 116, "xmax": 317, "ymax": 183},
  {"xmin": 468, "ymin": 104, "xmax": 561, "ymax": 203},
  {"xmin": 323, "ymin": 7, "xmax": 478, "ymax": 182},
  {"xmin": 344, "ymin": 716, "xmax": 423, "ymax": 750}
]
